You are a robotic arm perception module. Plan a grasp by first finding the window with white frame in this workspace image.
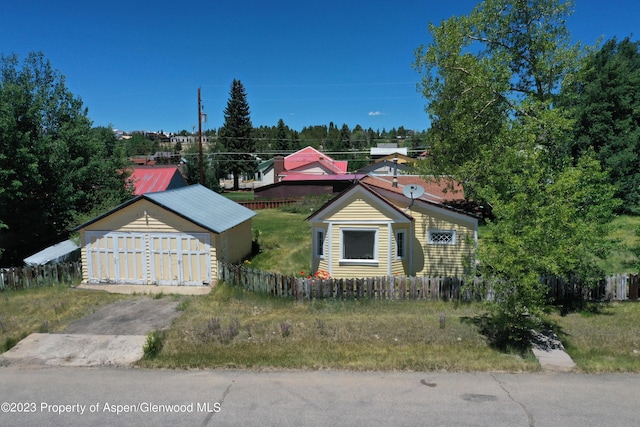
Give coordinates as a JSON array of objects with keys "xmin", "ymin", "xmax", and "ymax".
[
  {"xmin": 395, "ymin": 230, "xmax": 406, "ymax": 259},
  {"xmin": 341, "ymin": 229, "xmax": 377, "ymax": 261},
  {"xmin": 428, "ymin": 230, "xmax": 456, "ymax": 245},
  {"xmin": 315, "ymin": 229, "xmax": 325, "ymax": 258}
]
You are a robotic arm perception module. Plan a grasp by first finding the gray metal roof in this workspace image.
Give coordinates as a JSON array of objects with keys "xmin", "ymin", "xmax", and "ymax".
[
  {"xmin": 144, "ymin": 184, "xmax": 255, "ymax": 233},
  {"xmin": 74, "ymin": 184, "xmax": 255, "ymax": 234},
  {"xmin": 24, "ymin": 239, "xmax": 80, "ymax": 266}
]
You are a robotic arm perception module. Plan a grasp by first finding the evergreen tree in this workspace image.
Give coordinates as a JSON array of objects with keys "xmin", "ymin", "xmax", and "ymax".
[
  {"xmin": 562, "ymin": 37, "xmax": 640, "ymax": 213},
  {"xmin": 273, "ymin": 118, "xmax": 290, "ymax": 152},
  {"xmin": 218, "ymin": 79, "xmax": 255, "ymax": 190}
]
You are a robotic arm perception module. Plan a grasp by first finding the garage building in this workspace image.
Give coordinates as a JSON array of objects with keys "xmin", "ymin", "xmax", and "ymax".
[{"xmin": 74, "ymin": 184, "xmax": 255, "ymax": 286}]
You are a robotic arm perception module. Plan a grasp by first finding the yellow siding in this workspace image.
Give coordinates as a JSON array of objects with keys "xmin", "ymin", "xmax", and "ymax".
[
  {"xmin": 326, "ymin": 196, "xmax": 396, "ymax": 221},
  {"xmin": 222, "ymin": 220, "xmax": 253, "ymax": 264},
  {"xmin": 77, "ymin": 199, "xmax": 252, "ymax": 284},
  {"xmin": 83, "ymin": 200, "xmax": 209, "ymax": 234},
  {"xmin": 412, "ymin": 209, "xmax": 476, "ymax": 277}
]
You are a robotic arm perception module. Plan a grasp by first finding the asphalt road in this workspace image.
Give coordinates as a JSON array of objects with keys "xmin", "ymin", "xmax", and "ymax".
[{"xmin": 0, "ymin": 367, "xmax": 637, "ymax": 427}]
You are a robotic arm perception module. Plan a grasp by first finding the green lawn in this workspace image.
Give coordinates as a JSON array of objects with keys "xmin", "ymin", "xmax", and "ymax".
[{"xmin": 247, "ymin": 209, "xmax": 312, "ymax": 276}]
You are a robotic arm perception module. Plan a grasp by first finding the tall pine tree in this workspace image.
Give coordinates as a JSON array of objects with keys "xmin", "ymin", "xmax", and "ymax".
[{"xmin": 218, "ymin": 79, "xmax": 255, "ymax": 190}]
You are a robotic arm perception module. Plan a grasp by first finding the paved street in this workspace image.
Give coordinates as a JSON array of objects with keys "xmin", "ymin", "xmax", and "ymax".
[{"xmin": 0, "ymin": 367, "xmax": 637, "ymax": 426}]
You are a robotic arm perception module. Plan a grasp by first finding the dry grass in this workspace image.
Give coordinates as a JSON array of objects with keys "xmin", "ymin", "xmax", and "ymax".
[
  {"xmin": 550, "ymin": 302, "xmax": 640, "ymax": 372},
  {"xmin": 0, "ymin": 284, "xmax": 127, "ymax": 352},
  {"xmin": 139, "ymin": 283, "xmax": 539, "ymax": 371}
]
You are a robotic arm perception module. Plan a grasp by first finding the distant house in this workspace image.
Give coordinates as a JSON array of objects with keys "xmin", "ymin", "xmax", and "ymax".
[
  {"xmin": 73, "ymin": 184, "xmax": 255, "ymax": 286},
  {"xmin": 307, "ymin": 175, "xmax": 479, "ymax": 279},
  {"xmin": 254, "ymin": 174, "xmax": 366, "ymax": 200},
  {"xmin": 370, "ymin": 143, "xmax": 408, "ymax": 161},
  {"xmin": 129, "ymin": 166, "xmax": 188, "ymax": 195},
  {"xmin": 252, "ymin": 146, "xmax": 359, "ymax": 197},
  {"xmin": 253, "ymin": 146, "xmax": 349, "ymax": 189},
  {"xmin": 355, "ymin": 159, "xmax": 414, "ymax": 176}
]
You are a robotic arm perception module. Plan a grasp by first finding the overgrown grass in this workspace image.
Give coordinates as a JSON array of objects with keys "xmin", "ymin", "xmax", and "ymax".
[
  {"xmin": 248, "ymin": 209, "xmax": 311, "ymax": 275},
  {"xmin": 550, "ymin": 302, "xmax": 640, "ymax": 372},
  {"xmin": 0, "ymin": 284, "xmax": 127, "ymax": 353},
  {"xmin": 138, "ymin": 282, "xmax": 538, "ymax": 371}
]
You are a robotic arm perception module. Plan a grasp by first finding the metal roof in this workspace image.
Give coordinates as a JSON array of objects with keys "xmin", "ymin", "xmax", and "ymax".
[
  {"xmin": 130, "ymin": 166, "xmax": 187, "ymax": 195},
  {"xmin": 143, "ymin": 184, "xmax": 255, "ymax": 233},
  {"xmin": 24, "ymin": 239, "xmax": 80, "ymax": 266},
  {"xmin": 75, "ymin": 184, "xmax": 255, "ymax": 234}
]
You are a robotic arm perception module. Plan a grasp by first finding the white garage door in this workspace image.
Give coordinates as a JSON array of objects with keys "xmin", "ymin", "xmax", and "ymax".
[{"xmin": 85, "ymin": 231, "xmax": 211, "ymax": 286}]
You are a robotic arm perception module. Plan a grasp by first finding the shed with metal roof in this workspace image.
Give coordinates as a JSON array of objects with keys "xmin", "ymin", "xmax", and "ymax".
[{"xmin": 74, "ymin": 184, "xmax": 255, "ymax": 286}]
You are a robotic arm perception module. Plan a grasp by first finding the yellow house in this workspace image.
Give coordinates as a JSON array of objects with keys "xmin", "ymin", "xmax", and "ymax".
[
  {"xmin": 74, "ymin": 184, "xmax": 255, "ymax": 286},
  {"xmin": 307, "ymin": 176, "xmax": 479, "ymax": 279}
]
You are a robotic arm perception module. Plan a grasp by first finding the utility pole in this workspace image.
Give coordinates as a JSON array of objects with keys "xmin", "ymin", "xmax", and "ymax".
[{"xmin": 198, "ymin": 87, "xmax": 204, "ymax": 185}]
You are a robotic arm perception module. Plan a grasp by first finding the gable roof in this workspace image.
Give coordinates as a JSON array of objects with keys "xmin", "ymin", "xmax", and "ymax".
[
  {"xmin": 129, "ymin": 166, "xmax": 188, "ymax": 195},
  {"xmin": 307, "ymin": 181, "xmax": 413, "ymax": 222},
  {"xmin": 284, "ymin": 146, "xmax": 348, "ymax": 174},
  {"xmin": 74, "ymin": 184, "xmax": 255, "ymax": 234},
  {"xmin": 361, "ymin": 175, "xmax": 465, "ymax": 203},
  {"xmin": 307, "ymin": 175, "xmax": 479, "ymax": 222}
]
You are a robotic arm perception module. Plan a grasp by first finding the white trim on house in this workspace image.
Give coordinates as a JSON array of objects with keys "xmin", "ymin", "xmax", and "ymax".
[{"xmin": 339, "ymin": 227, "xmax": 379, "ymax": 266}]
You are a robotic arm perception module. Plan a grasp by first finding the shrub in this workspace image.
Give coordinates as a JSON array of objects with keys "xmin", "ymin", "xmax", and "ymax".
[{"xmin": 143, "ymin": 330, "xmax": 165, "ymax": 359}]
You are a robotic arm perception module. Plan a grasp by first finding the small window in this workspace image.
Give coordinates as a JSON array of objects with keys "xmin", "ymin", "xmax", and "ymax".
[
  {"xmin": 341, "ymin": 229, "xmax": 377, "ymax": 261},
  {"xmin": 395, "ymin": 230, "xmax": 406, "ymax": 259},
  {"xmin": 428, "ymin": 230, "xmax": 456, "ymax": 245},
  {"xmin": 315, "ymin": 229, "xmax": 325, "ymax": 258}
]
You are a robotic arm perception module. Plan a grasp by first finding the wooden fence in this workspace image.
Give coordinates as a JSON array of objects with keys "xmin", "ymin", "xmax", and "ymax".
[
  {"xmin": 0, "ymin": 262, "xmax": 82, "ymax": 291},
  {"xmin": 219, "ymin": 262, "xmax": 639, "ymax": 303},
  {"xmin": 237, "ymin": 199, "xmax": 297, "ymax": 210}
]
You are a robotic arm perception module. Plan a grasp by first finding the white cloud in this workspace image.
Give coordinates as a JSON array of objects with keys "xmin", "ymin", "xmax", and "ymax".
[{"xmin": 368, "ymin": 111, "xmax": 385, "ymax": 116}]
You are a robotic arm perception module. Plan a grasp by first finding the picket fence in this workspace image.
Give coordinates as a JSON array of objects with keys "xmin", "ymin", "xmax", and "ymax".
[
  {"xmin": 218, "ymin": 262, "xmax": 639, "ymax": 302},
  {"xmin": 0, "ymin": 262, "xmax": 83, "ymax": 290}
]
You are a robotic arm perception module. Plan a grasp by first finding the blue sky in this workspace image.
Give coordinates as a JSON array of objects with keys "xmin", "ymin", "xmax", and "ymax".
[{"xmin": 3, "ymin": 1, "xmax": 638, "ymax": 133}]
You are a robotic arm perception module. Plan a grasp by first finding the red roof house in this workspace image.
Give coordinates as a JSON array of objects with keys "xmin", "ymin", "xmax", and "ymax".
[
  {"xmin": 129, "ymin": 166, "xmax": 188, "ymax": 195},
  {"xmin": 279, "ymin": 146, "xmax": 348, "ymax": 178}
]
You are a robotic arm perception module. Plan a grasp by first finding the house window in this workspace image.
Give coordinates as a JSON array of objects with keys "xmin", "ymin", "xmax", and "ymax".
[
  {"xmin": 341, "ymin": 229, "xmax": 377, "ymax": 262},
  {"xmin": 315, "ymin": 229, "xmax": 325, "ymax": 258},
  {"xmin": 428, "ymin": 230, "xmax": 456, "ymax": 245},
  {"xmin": 395, "ymin": 230, "xmax": 406, "ymax": 259}
]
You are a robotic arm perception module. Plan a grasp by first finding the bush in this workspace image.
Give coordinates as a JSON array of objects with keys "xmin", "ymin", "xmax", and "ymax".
[{"xmin": 143, "ymin": 330, "xmax": 165, "ymax": 359}]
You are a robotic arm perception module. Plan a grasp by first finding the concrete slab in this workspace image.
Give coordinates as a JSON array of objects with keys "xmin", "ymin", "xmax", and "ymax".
[
  {"xmin": 0, "ymin": 297, "xmax": 184, "ymax": 368},
  {"xmin": 532, "ymin": 348, "xmax": 576, "ymax": 372},
  {"xmin": 77, "ymin": 283, "xmax": 212, "ymax": 295},
  {"xmin": 0, "ymin": 333, "xmax": 146, "ymax": 367}
]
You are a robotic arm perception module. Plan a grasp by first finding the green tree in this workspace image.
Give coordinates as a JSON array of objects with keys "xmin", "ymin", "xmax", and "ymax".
[
  {"xmin": 562, "ymin": 37, "xmax": 640, "ymax": 213},
  {"xmin": 273, "ymin": 118, "xmax": 291, "ymax": 152},
  {"xmin": 413, "ymin": 1, "xmax": 619, "ymax": 348},
  {"xmin": 0, "ymin": 52, "xmax": 131, "ymax": 264},
  {"xmin": 218, "ymin": 79, "xmax": 256, "ymax": 190},
  {"xmin": 181, "ymin": 143, "xmax": 220, "ymax": 191}
]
